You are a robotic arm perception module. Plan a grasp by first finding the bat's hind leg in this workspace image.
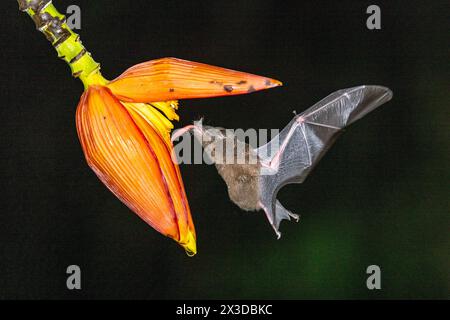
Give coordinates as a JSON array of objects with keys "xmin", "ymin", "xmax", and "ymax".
[
  {"xmin": 276, "ymin": 200, "xmax": 300, "ymax": 225},
  {"xmin": 259, "ymin": 199, "xmax": 300, "ymax": 239}
]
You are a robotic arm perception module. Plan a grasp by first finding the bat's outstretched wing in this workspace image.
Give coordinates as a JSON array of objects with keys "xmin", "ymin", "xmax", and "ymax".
[{"xmin": 256, "ymin": 85, "xmax": 393, "ymax": 236}]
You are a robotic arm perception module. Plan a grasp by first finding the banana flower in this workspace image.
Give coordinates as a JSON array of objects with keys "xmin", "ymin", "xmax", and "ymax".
[{"xmin": 18, "ymin": 0, "xmax": 281, "ymax": 255}]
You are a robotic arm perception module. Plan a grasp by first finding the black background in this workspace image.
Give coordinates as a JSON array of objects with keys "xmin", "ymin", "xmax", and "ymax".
[{"xmin": 0, "ymin": 0, "xmax": 448, "ymax": 299}]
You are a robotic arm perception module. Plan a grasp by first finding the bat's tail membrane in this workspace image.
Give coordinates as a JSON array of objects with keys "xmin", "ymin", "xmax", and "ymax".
[
  {"xmin": 257, "ymin": 85, "xmax": 393, "ymax": 237},
  {"xmin": 258, "ymin": 200, "xmax": 300, "ymax": 239}
]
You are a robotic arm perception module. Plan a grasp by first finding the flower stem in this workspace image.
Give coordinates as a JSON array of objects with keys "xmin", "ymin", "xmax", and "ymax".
[{"xmin": 18, "ymin": 0, "xmax": 107, "ymax": 89}]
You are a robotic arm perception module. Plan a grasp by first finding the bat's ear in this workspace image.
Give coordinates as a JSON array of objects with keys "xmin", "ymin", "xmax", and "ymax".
[{"xmin": 107, "ymin": 57, "xmax": 282, "ymax": 103}]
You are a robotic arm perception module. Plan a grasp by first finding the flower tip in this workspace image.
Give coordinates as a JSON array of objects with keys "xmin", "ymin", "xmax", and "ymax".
[
  {"xmin": 180, "ymin": 229, "xmax": 197, "ymax": 257},
  {"xmin": 267, "ymin": 78, "xmax": 283, "ymax": 88}
]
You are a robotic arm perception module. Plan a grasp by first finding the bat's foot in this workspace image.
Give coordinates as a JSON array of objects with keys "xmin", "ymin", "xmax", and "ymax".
[
  {"xmin": 275, "ymin": 230, "xmax": 282, "ymax": 240},
  {"xmin": 290, "ymin": 212, "xmax": 300, "ymax": 222},
  {"xmin": 275, "ymin": 200, "xmax": 300, "ymax": 226},
  {"xmin": 259, "ymin": 199, "xmax": 301, "ymax": 239}
]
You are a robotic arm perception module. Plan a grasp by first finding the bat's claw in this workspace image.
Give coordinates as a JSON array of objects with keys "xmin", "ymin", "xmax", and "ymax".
[
  {"xmin": 290, "ymin": 212, "xmax": 300, "ymax": 222},
  {"xmin": 259, "ymin": 199, "xmax": 300, "ymax": 238}
]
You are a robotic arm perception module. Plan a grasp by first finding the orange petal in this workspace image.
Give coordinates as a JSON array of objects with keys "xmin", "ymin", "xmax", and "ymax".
[
  {"xmin": 123, "ymin": 102, "xmax": 195, "ymax": 245},
  {"xmin": 107, "ymin": 57, "xmax": 282, "ymax": 103},
  {"xmin": 76, "ymin": 85, "xmax": 196, "ymax": 255}
]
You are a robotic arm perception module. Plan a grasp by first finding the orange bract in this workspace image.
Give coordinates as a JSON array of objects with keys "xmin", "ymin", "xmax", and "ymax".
[
  {"xmin": 107, "ymin": 57, "xmax": 282, "ymax": 103},
  {"xmin": 76, "ymin": 86, "xmax": 196, "ymax": 255}
]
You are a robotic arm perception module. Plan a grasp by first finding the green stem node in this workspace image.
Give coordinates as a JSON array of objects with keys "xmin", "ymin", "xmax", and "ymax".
[{"xmin": 18, "ymin": 0, "xmax": 107, "ymax": 88}]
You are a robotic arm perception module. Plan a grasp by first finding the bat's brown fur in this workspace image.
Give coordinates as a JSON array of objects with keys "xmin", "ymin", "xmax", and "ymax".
[{"xmin": 199, "ymin": 128, "xmax": 261, "ymax": 211}]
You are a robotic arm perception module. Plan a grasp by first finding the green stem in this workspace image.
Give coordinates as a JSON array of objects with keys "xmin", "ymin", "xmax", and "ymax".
[{"xmin": 18, "ymin": 0, "xmax": 107, "ymax": 88}]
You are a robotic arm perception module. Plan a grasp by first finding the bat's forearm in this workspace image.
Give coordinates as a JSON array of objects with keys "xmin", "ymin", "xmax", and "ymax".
[{"xmin": 18, "ymin": 0, "xmax": 102, "ymax": 87}]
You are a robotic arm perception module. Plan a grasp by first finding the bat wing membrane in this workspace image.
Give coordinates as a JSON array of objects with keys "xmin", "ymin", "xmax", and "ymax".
[{"xmin": 257, "ymin": 86, "xmax": 393, "ymax": 235}]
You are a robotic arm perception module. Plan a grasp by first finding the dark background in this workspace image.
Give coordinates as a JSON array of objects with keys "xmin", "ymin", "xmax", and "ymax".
[{"xmin": 0, "ymin": 0, "xmax": 448, "ymax": 299}]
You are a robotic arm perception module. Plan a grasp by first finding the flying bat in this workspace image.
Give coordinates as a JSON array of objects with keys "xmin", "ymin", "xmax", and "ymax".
[{"xmin": 174, "ymin": 85, "xmax": 393, "ymax": 237}]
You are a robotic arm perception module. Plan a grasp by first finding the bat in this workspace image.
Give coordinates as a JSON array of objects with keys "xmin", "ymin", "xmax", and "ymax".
[{"xmin": 173, "ymin": 85, "xmax": 393, "ymax": 237}]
